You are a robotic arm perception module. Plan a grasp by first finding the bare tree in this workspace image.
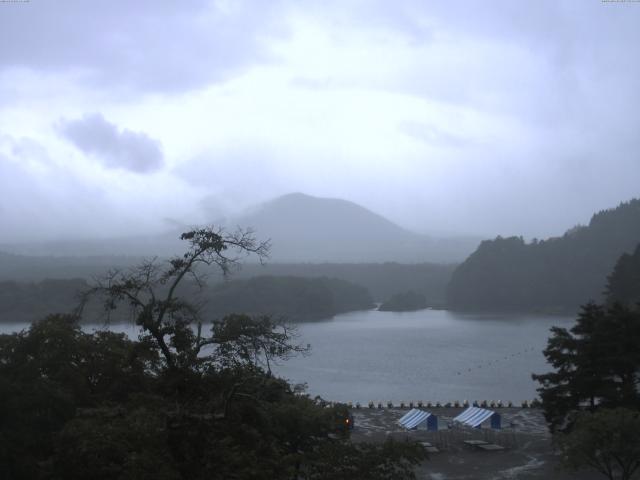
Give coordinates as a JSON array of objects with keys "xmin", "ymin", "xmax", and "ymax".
[{"xmin": 79, "ymin": 226, "xmax": 270, "ymax": 369}]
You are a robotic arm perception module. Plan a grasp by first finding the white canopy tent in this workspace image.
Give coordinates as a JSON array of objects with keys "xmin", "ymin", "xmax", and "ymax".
[
  {"xmin": 453, "ymin": 407, "xmax": 501, "ymax": 429},
  {"xmin": 397, "ymin": 409, "xmax": 438, "ymax": 431}
]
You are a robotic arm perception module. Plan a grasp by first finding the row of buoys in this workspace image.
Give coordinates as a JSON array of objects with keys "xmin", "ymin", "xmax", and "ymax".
[
  {"xmin": 455, "ymin": 346, "xmax": 539, "ymax": 376},
  {"xmin": 335, "ymin": 399, "xmax": 540, "ymax": 409}
]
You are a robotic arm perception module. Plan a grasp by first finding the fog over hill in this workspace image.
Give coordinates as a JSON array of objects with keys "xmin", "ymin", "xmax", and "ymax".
[
  {"xmin": 1, "ymin": 193, "xmax": 481, "ymax": 263},
  {"xmin": 226, "ymin": 193, "xmax": 480, "ymax": 263}
]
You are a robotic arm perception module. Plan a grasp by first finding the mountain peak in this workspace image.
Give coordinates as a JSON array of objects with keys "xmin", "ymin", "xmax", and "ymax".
[
  {"xmin": 227, "ymin": 192, "xmax": 477, "ymax": 263},
  {"xmin": 272, "ymin": 192, "xmax": 316, "ymax": 202},
  {"xmin": 265, "ymin": 192, "xmax": 362, "ymax": 209}
]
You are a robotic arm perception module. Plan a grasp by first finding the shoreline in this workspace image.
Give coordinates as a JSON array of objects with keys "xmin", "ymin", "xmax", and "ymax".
[{"xmin": 351, "ymin": 408, "xmax": 600, "ymax": 479}]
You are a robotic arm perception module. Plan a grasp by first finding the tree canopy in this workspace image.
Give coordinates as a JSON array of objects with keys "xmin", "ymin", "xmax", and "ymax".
[
  {"xmin": 79, "ymin": 226, "xmax": 270, "ymax": 369},
  {"xmin": 378, "ymin": 291, "xmax": 427, "ymax": 312},
  {"xmin": 204, "ymin": 275, "xmax": 374, "ymax": 321},
  {"xmin": 556, "ymin": 408, "xmax": 640, "ymax": 480},
  {"xmin": 533, "ymin": 302, "xmax": 640, "ymax": 432},
  {"xmin": 0, "ymin": 227, "xmax": 427, "ymax": 479},
  {"xmin": 447, "ymin": 198, "xmax": 640, "ymax": 312},
  {"xmin": 606, "ymin": 243, "xmax": 640, "ymax": 307}
]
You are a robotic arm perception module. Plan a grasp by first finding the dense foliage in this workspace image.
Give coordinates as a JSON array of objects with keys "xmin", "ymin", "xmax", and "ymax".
[
  {"xmin": 606, "ymin": 243, "xmax": 640, "ymax": 306},
  {"xmin": 533, "ymin": 303, "xmax": 640, "ymax": 432},
  {"xmin": 0, "ymin": 314, "xmax": 425, "ymax": 479},
  {"xmin": 203, "ymin": 275, "xmax": 374, "ymax": 321},
  {"xmin": 447, "ymin": 199, "xmax": 640, "ymax": 311},
  {"xmin": 533, "ymin": 249, "xmax": 640, "ymax": 480},
  {"xmin": 234, "ymin": 263, "xmax": 456, "ymax": 304},
  {"xmin": 0, "ymin": 278, "xmax": 88, "ymax": 322},
  {"xmin": 556, "ymin": 408, "xmax": 640, "ymax": 480},
  {"xmin": 0, "ymin": 256, "xmax": 456, "ymax": 307},
  {"xmin": 0, "ymin": 228, "xmax": 427, "ymax": 479},
  {"xmin": 378, "ymin": 291, "xmax": 427, "ymax": 312},
  {"xmin": 0, "ymin": 275, "xmax": 375, "ymax": 324}
]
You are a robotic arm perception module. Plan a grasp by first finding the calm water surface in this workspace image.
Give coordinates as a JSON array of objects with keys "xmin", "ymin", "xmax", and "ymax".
[
  {"xmin": 274, "ymin": 308, "xmax": 573, "ymax": 403},
  {"xmin": 1, "ymin": 308, "xmax": 573, "ymax": 403}
]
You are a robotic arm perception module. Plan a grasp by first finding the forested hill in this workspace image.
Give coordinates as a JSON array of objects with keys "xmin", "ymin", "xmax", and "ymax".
[
  {"xmin": 447, "ymin": 198, "xmax": 640, "ymax": 312},
  {"xmin": 202, "ymin": 276, "xmax": 374, "ymax": 321},
  {"xmin": 606, "ymin": 242, "xmax": 640, "ymax": 306},
  {"xmin": 0, "ymin": 255, "xmax": 456, "ymax": 305},
  {"xmin": 0, "ymin": 276, "xmax": 374, "ymax": 323}
]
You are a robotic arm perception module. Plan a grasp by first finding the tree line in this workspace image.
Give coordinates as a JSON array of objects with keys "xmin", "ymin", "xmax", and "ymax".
[
  {"xmin": 447, "ymin": 198, "xmax": 640, "ymax": 312},
  {"xmin": 0, "ymin": 253, "xmax": 456, "ymax": 305},
  {"xmin": 0, "ymin": 227, "xmax": 426, "ymax": 479},
  {"xmin": 203, "ymin": 275, "xmax": 373, "ymax": 321},
  {"xmin": 378, "ymin": 291, "xmax": 428, "ymax": 312},
  {"xmin": 0, "ymin": 275, "xmax": 374, "ymax": 324},
  {"xmin": 533, "ymin": 245, "xmax": 640, "ymax": 480}
]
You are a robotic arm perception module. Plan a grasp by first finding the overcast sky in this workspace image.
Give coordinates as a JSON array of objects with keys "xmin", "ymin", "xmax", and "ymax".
[{"xmin": 1, "ymin": 0, "xmax": 639, "ymax": 243}]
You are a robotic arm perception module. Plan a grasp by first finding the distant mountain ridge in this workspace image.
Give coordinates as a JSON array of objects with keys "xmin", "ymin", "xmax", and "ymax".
[
  {"xmin": 1, "ymin": 192, "xmax": 480, "ymax": 263},
  {"xmin": 0, "ymin": 254, "xmax": 456, "ymax": 306},
  {"xmin": 226, "ymin": 193, "xmax": 479, "ymax": 263},
  {"xmin": 447, "ymin": 198, "xmax": 640, "ymax": 312}
]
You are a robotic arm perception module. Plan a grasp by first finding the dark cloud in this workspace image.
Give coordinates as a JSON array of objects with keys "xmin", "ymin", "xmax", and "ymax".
[
  {"xmin": 0, "ymin": 0, "xmax": 287, "ymax": 94},
  {"xmin": 58, "ymin": 113, "xmax": 163, "ymax": 173}
]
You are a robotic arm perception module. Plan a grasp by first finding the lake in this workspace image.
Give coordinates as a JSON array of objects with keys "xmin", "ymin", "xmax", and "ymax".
[
  {"xmin": 0, "ymin": 308, "xmax": 574, "ymax": 404},
  {"xmin": 274, "ymin": 308, "xmax": 573, "ymax": 404}
]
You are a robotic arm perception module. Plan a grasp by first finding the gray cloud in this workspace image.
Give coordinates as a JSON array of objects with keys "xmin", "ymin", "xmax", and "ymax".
[
  {"xmin": 0, "ymin": 0, "xmax": 288, "ymax": 94},
  {"xmin": 2, "ymin": 1, "xmax": 640, "ymax": 244},
  {"xmin": 176, "ymin": 147, "xmax": 290, "ymax": 216},
  {"xmin": 305, "ymin": 1, "xmax": 640, "ymax": 127},
  {"xmin": 0, "ymin": 137, "xmax": 109, "ymax": 243},
  {"xmin": 58, "ymin": 114, "xmax": 164, "ymax": 173}
]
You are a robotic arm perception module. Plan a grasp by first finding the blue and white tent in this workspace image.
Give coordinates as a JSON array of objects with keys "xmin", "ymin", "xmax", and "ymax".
[
  {"xmin": 453, "ymin": 407, "xmax": 501, "ymax": 429},
  {"xmin": 398, "ymin": 409, "xmax": 438, "ymax": 431}
]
